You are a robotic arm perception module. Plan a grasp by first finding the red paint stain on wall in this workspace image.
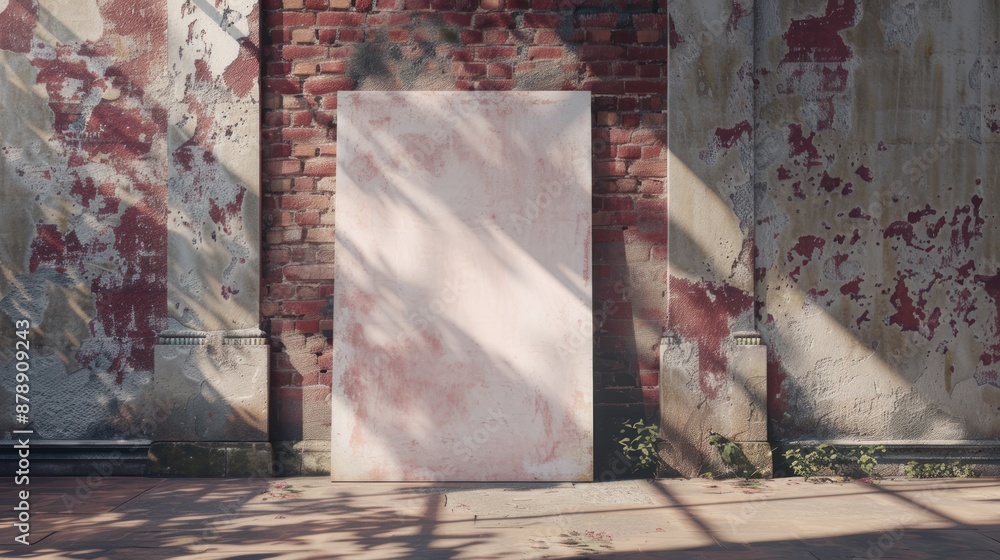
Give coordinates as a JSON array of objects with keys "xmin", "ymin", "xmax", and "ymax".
[
  {"xmin": 819, "ymin": 171, "xmax": 841, "ymax": 193},
  {"xmin": 787, "ymin": 124, "xmax": 821, "ymax": 167},
  {"xmin": 222, "ymin": 4, "xmax": 260, "ymax": 98},
  {"xmin": 782, "ymin": 0, "xmax": 858, "ymax": 63},
  {"xmin": 29, "ymin": 225, "xmax": 82, "ymax": 274},
  {"xmin": 208, "ymin": 186, "xmax": 247, "ymax": 235},
  {"xmin": 668, "ymin": 277, "xmax": 753, "ymax": 399},
  {"xmin": 855, "ymin": 165, "xmax": 873, "ymax": 182},
  {"xmin": 727, "ymin": 0, "xmax": 749, "ymax": 31},
  {"xmin": 715, "ymin": 120, "xmax": 752, "ymax": 149},
  {"xmin": 887, "ymin": 276, "xmax": 921, "ymax": 332},
  {"xmin": 668, "ymin": 15, "xmax": 683, "ymax": 49},
  {"xmin": 766, "ymin": 350, "xmax": 789, "ymax": 421},
  {"xmin": 0, "ymin": 0, "xmax": 37, "ymax": 53},
  {"xmin": 788, "ymin": 235, "xmax": 825, "ymax": 261}
]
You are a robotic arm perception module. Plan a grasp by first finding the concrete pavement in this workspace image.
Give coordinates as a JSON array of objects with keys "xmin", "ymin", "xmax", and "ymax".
[{"xmin": 1, "ymin": 476, "xmax": 999, "ymax": 558}]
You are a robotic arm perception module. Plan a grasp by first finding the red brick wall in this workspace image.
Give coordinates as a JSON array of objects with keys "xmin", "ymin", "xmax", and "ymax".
[{"xmin": 261, "ymin": 0, "xmax": 667, "ymax": 468}]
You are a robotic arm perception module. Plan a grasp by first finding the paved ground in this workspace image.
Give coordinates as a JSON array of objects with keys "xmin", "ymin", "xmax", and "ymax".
[{"xmin": 0, "ymin": 476, "xmax": 998, "ymax": 558}]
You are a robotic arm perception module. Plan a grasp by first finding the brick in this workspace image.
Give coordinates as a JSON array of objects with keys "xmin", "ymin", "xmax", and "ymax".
[
  {"xmin": 407, "ymin": 0, "xmax": 431, "ymax": 6},
  {"xmin": 477, "ymin": 79, "xmax": 514, "ymax": 90},
  {"xmin": 588, "ymin": 30, "xmax": 612, "ymax": 43},
  {"xmin": 290, "ymin": 111, "xmax": 313, "ymax": 126},
  {"xmin": 305, "ymin": 227, "xmax": 336, "ymax": 243},
  {"xmin": 615, "ymin": 62, "xmax": 637, "ymax": 77},
  {"xmin": 480, "ymin": 0, "xmax": 501, "ymax": 8},
  {"xmin": 263, "ymin": 110, "xmax": 290, "ymax": 126},
  {"xmin": 637, "ymin": 29, "xmax": 660, "ymax": 43},
  {"xmin": 282, "ymin": 127, "xmax": 326, "ymax": 142},
  {"xmin": 533, "ymin": 29, "xmax": 560, "ymax": 44},
  {"xmin": 284, "ymin": 300, "xmax": 328, "ymax": 316},
  {"xmin": 265, "ymin": 209, "xmax": 294, "ymax": 227},
  {"xmin": 281, "ymin": 194, "xmax": 330, "ymax": 210},
  {"xmin": 303, "ymin": 76, "xmax": 355, "ymax": 95},
  {"xmin": 629, "ymin": 160, "xmax": 667, "ymax": 178},
  {"xmin": 617, "ymin": 145, "xmax": 641, "ymax": 159},
  {"xmin": 296, "ymin": 212, "xmax": 321, "ymax": 225},
  {"xmin": 339, "ymin": 29, "xmax": 364, "ymax": 42},
  {"xmin": 584, "ymin": 81, "xmax": 625, "ymax": 95},
  {"xmin": 634, "ymin": 145, "xmax": 661, "ymax": 160},
  {"xmin": 319, "ymin": 60, "xmax": 346, "ymax": 74},
  {"xmin": 595, "ymin": 111, "xmax": 619, "ymax": 126},
  {"xmin": 292, "ymin": 62, "xmax": 318, "ymax": 76},
  {"xmin": 285, "ymin": 264, "xmax": 334, "ymax": 281},
  {"xmin": 522, "ymin": 13, "xmax": 561, "ymax": 27},
  {"xmin": 283, "ymin": 0, "xmax": 305, "ymax": 8},
  {"xmin": 578, "ymin": 45, "xmax": 625, "ymax": 61},
  {"xmin": 482, "ymin": 29, "xmax": 511, "ymax": 44},
  {"xmin": 329, "ymin": 0, "xmax": 352, "ymax": 7},
  {"xmin": 304, "ymin": 157, "xmax": 337, "ymax": 176},
  {"xmin": 624, "ymin": 80, "xmax": 667, "ymax": 95},
  {"xmin": 626, "ymin": 46, "xmax": 668, "ymax": 61},
  {"xmin": 270, "ymin": 28, "xmax": 292, "ymax": 44},
  {"xmin": 461, "ymin": 29, "xmax": 483, "ymax": 44},
  {"xmin": 527, "ymin": 46, "xmax": 564, "ymax": 60},
  {"xmin": 633, "ymin": 13, "xmax": 669, "ymax": 29},
  {"xmin": 317, "ymin": 12, "xmax": 364, "ymax": 26},
  {"xmin": 639, "ymin": 179, "xmax": 664, "ymax": 194},
  {"xmin": 266, "ymin": 158, "xmax": 302, "ymax": 175},
  {"xmin": 473, "ymin": 13, "xmax": 513, "ymax": 28},
  {"xmin": 266, "ymin": 179, "xmax": 294, "ymax": 193},
  {"xmin": 594, "ymin": 161, "xmax": 627, "ymax": 176},
  {"xmin": 305, "ymin": 0, "xmax": 330, "ymax": 8},
  {"xmin": 282, "ymin": 45, "xmax": 327, "ymax": 59},
  {"xmin": 452, "ymin": 62, "xmax": 487, "ymax": 77},
  {"xmin": 264, "ymin": 78, "xmax": 302, "ymax": 95},
  {"xmin": 440, "ymin": 12, "xmax": 473, "ymax": 26},
  {"xmin": 487, "ymin": 63, "xmax": 513, "ymax": 79},
  {"xmin": 601, "ymin": 196, "xmax": 634, "ymax": 211},
  {"xmin": 270, "ymin": 144, "xmax": 292, "ymax": 158},
  {"xmin": 265, "ymin": 12, "xmax": 315, "ymax": 27},
  {"xmin": 293, "ymin": 144, "xmax": 318, "ymax": 158},
  {"xmin": 291, "ymin": 29, "xmax": 316, "ymax": 43},
  {"xmin": 294, "ymin": 177, "xmax": 316, "ymax": 191}
]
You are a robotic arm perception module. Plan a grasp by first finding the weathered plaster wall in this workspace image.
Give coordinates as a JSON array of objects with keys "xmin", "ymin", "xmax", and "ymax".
[
  {"xmin": 0, "ymin": 0, "xmax": 262, "ymax": 443},
  {"xmin": 664, "ymin": 0, "xmax": 767, "ymax": 475},
  {"xmin": 667, "ymin": 0, "xmax": 1000, "ymax": 462},
  {"xmin": 755, "ymin": 0, "xmax": 1000, "ymax": 442},
  {"xmin": 0, "ymin": 1, "xmax": 169, "ymax": 440}
]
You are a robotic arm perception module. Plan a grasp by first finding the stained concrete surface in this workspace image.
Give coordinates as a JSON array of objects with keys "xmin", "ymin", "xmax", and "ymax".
[{"xmin": 0, "ymin": 477, "xmax": 998, "ymax": 558}]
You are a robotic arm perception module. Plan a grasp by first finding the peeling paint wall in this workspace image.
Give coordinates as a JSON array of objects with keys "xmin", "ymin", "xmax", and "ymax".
[
  {"xmin": 667, "ymin": 0, "xmax": 1000, "ymax": 459},
  {"xmin": 756, "ymin": 0, "xmax": 1000, "ymax": 442},
  {"xmin": 0, "ymin": 0, "xmax": 169, "ymax": 440},
  {"xmin": 0, "ymin": 0, "xmax": 261, "ymax": 442}
]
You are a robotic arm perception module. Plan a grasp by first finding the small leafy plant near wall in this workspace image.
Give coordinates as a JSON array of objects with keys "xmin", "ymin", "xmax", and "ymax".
[
  {"xmin": 903, "ymin": 461, "xmax": 978, "ymax": 479},
  {"xmin": 707, "ymin": 431, "xmax": 766, "ymax": 480},
  {"xmin": 617, "ymin": 419, "xmax": 665, "ymax": 477},
  {"xmin": 782, "ymin": 444, "xmax": 886, "ymax": 481}
]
